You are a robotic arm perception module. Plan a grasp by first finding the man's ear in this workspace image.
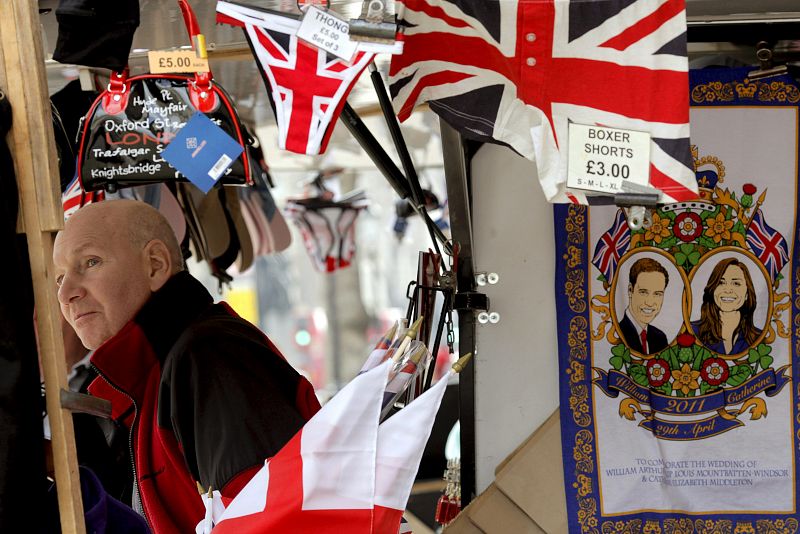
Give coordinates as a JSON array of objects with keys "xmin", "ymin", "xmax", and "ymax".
[
  {"xmin": 143, "ymin": 239, "xmax": 173, "ymax": 291},
  {"xmin": 628, "ymin": 283, "xmax": 633, "ymax": 298}
]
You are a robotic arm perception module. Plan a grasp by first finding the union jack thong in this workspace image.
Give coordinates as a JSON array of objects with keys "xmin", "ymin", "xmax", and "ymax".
[{"xmin": 217, "ymin": 1, "xmax": 402, "ymax": 155}]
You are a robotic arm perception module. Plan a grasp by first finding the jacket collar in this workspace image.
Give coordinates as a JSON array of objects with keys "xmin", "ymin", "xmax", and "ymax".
[
  {"xmin": 134, "ymin": 270, "xmax": 214, "ymax": 359},
  {"xmin": 89, "ymin": 271, "xmax": 213, "ymax": 401}
]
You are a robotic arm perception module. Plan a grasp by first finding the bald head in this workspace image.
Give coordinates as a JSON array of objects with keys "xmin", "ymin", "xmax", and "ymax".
[
  {"xmin": 53, "ymin": 200, "xmax": 184, "ymax": 349},
  {"xmin": 67, "ymin": 200, "xmax": 184, "ymax": 273}
]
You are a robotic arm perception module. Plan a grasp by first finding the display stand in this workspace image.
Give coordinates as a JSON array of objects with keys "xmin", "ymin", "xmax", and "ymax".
[
  {"xmin": 0, "ymin": 1, "xmax": 85, "ymax": 532},
  {"xmin": 440, "ymin": 120, "xmax": 478, "ymax": 505}
]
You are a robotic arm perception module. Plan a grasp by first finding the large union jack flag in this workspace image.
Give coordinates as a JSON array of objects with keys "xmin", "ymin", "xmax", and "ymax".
[
  {"xmin": 389, "ymin": 0, "xmax": 698, "ymax": 204},
  {"xmin": 746, "ymin": 209, "xmax": 790, "ymax": 281},
  {"xmin": 592, "ymin": 208, "xmax": 631, "ymax": 282}
]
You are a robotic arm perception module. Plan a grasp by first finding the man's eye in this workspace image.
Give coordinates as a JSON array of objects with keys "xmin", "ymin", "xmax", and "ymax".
[
  {"xmin": 55, "ymin": 275, "xmax": 64, "ymax": 287},
  {"xmin": 86, "ymin": 258, "xmax": 100, "ymax": 268}
]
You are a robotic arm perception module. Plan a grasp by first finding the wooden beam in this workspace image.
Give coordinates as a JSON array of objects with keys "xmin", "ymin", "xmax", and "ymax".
[{"xmin": 0, "ymin": 1, "xmax": 85, "ymax": 533}]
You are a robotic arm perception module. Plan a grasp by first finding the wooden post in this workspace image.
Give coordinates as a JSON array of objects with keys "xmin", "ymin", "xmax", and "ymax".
[{"xmin": 0, "ymin": 1, "xmax": 85, "ymax": 532}]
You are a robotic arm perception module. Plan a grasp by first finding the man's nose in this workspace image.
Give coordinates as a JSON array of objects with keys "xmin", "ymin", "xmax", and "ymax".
[{"xmin": 57, "ymin": 273, "xmax": 85, "ymax": 305}]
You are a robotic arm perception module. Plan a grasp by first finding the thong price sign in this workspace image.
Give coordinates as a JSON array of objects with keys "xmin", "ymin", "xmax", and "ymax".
[
  {"xmin": 566, "ymin": 123, "xmax": 651, "ymax": 194},
  {"xmin": 297, "ymin": 5, "xmax": 358, "ymax": 61}
]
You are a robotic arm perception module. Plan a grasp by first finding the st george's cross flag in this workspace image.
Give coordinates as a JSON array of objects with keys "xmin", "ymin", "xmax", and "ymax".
[
  {"xmin": 206, "ymin": 359, "xmax": 451, "ymax": 533},
  {"xmin": 389, "ymin": 0, "xmax": 698, "ymax": 204}
]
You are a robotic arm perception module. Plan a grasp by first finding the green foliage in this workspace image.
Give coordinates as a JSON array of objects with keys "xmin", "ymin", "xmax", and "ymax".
[
  {"xmin": 659, "ymin": 210, "xmax": 677, "ymax": 221},
  {"xmin": 629, "ymin": 364, "xmax": 648, "ymax": 387},
  {"xmin": 748, "ymin": 344, "xmax": 772, "ymax": 369},
  {"xmin": 667, "ymin": 348, "xmax": 680, "ymax": 371},
  {"xmin": 692, "ymin": 351, "xmax": 704, "ymax": 371},
  {"xmin": 674, "ymin": 243, "xmax": 701, "ymax": 268},
  {"xmin": 611, "ymin": 344, "xmax": 628, "ymax": 357},
  {"xmin": 609, "ymin": 343, "xmax": 629, "ymax": 371},
  {"xmin": 658, "ymin": 235, "xmax": 678, "ymax": 249},
  {"xmin": 726, "ymin": 364, "xmax": 752, "ymax": 387},
  {"xmin": 698, "ymin": 235, "xmax": 718, "ymax": 249},
  {"xmin": 678, "ymin": 347, "xmax": 694, "ymax": 364}
]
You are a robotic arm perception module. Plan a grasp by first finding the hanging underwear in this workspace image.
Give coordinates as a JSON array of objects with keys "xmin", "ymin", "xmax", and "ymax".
[
  {"xmin": 285, "ymin": 197, "xmax": 367, "ymax": 273},
  {"xmin": 216, "ymin": 0, "xmax": 401, "ymax": 155}
]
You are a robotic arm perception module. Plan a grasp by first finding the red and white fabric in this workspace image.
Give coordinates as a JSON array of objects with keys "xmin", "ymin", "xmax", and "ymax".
[
  {"xmin": 206, "ymin": 359, "xmax": 451, "ymax": 533},
  {"xmin": 389, "ymin": 0, "xmax": 698, "ymax": 204},
  {"xmin": 216, "ymin": 1, "xmax": 401, "ymax": 155}
]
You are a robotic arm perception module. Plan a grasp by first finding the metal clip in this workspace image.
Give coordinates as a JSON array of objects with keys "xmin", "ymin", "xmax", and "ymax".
[
  {"xmin": 625, "ymin": 205, "xmax": 651, "ymax": 231},
  {"xmin": 748, "ymin": 41, "xmax": 788, "ymax": 81},
  {"xmin": 349, "ymin": 0, "xmax": 397, "ymax": 43},
  {"xmin": 615, "ymin": 181, "xmax": 661, "ymax": 231}
]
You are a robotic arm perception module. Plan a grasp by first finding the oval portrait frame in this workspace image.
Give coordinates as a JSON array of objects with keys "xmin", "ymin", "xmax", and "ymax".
[
  {"xmin": 686, "ymin": 246, "xmax": 773, "ymax": 360},
  {"xmin": 610, "ymin": 247, "xmax": 691, "ymax": 360}
]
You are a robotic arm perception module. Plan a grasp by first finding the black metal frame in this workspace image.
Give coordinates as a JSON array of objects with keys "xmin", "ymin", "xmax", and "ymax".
[
  {"xmin": 338, "ymin": 78, "xmax": 481, "ymax": 505},
  {"xmin": 439, "ymin": 119, "xmax": 478, "ymax": 505}
]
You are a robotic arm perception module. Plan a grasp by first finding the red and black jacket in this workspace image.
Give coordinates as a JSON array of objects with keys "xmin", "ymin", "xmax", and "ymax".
[{"xmin": 88, "ymin": 271, "xmax": 320, "ymax": 533}]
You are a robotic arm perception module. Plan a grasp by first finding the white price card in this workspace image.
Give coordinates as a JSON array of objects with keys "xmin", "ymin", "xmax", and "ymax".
[
  {"xmin": 296, "ymin": 5, "xmax": 358, "ymax": 61},
  {"xmin": 566, "ymin": 123, "xmax": 651, "ymax": 194}
]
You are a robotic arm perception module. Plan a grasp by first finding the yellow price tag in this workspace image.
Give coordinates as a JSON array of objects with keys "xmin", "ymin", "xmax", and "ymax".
[{"xmin": 148, "ymin": 50, "xmax": 209, "ymax": 74}]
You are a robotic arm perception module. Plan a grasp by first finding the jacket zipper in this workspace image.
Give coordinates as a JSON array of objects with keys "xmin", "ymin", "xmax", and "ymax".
[{"xmin": 90, "ymin": 363, "xmax": 150, "ymax": 530}]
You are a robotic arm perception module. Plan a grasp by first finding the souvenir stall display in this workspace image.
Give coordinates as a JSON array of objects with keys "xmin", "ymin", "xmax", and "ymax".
[
  {"xmin": 555, "ymin": 67, "xmax": 800, "ymax": 532},
  {"xmin": 13, "ymin": 0, "xmax": 800, "ymax": 531}
]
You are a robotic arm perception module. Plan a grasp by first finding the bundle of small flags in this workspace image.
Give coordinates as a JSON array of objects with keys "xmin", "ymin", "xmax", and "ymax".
[
  {"xmin": 435, "ymin": 458, "xmax": 462, "ymax": 526},
  {"xmin": 197, "ymin": 316, "xmax": 471, "ymax": 534}
]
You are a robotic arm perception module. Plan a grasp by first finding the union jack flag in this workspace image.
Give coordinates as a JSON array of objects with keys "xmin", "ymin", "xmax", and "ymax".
[
  {"xmin": 389, "ymin": 0, "xmax": 697, "ymax": 204},
  {"xmin": 746, "ymin": 210, "xmax": 789, "ymax": 281},
  {"xmin": 592, "ymin": 209, "xmax": 630, "ymax": 282},
  {"xmin": 62, "ymin": 174, "xmax": 104, "ymax": 220}
]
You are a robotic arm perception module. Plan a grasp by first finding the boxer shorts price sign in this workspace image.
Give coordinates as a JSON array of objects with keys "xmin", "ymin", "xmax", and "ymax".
[
  {"xmin": 566, "ymin": 123, "xmax": 651, "ymax": 194},
  {"xmin": 297, "ymin": 5, "xmax": 358, "ymax": 61}
]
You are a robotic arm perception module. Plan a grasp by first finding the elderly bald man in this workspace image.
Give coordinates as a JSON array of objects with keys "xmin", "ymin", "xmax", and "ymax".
[{"xmin": 53, "ymin": 200, "xmax": 320, "ymax": 534}]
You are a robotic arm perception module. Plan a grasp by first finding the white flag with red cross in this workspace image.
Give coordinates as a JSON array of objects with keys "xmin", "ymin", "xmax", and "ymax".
[{"xmin": 206, "ymin": 359, "xmax": 451, "ymax": 534}]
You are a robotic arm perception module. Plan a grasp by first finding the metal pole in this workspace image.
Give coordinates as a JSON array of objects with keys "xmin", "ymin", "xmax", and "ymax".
[{"xmin": 439, "ymin": 118, "xmax": 477, "ymax": 505}]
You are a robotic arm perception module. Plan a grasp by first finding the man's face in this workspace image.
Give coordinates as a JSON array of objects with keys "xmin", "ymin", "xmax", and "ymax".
[
  {"xmin": 628, "ymin": 271, "xmax": 666, "ymax": 327},
  {"xmin": 53, "ymin": 212, "xmax": 153, "ymax": 350}
]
